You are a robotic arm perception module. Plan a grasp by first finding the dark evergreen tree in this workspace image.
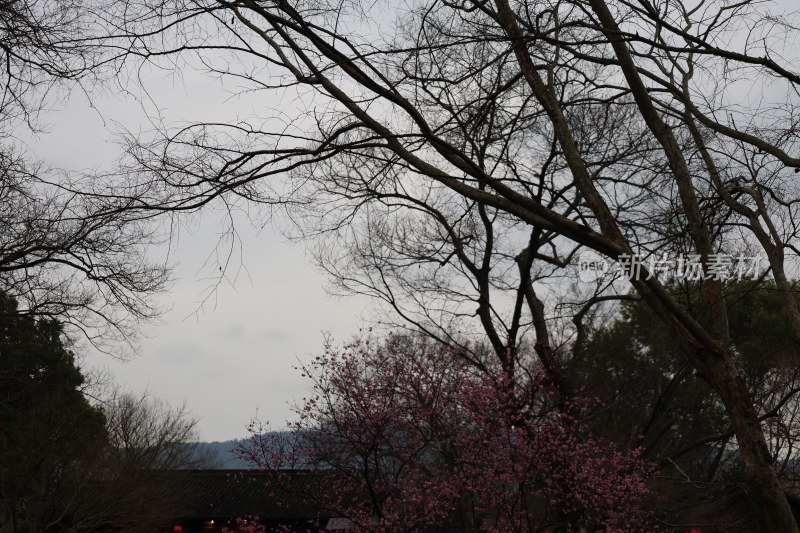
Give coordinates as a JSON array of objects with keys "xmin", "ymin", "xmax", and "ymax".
[{"xmin": 0, "ymin": 292, "xmax": 107, "ymax": 531}]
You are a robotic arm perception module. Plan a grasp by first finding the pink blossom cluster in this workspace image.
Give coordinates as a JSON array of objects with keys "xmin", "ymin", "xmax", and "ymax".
[{"xmin": 238, "ymin": 337, "xmax": 654, "ymax": 531}]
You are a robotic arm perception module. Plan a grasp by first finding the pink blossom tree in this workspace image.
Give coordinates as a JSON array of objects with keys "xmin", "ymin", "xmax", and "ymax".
[{"xmin": 239, "ymin": 336, "xmax": 654, "ymax": 532}]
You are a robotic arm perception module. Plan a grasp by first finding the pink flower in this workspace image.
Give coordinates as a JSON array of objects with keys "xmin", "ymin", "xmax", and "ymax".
[{"xmin": 240, "ymin": 336, "xmax": 655, "ymax": 531}]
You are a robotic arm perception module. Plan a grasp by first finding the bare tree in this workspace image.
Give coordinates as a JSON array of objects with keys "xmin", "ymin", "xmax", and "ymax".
[
  {"xmin": 97, "ymin": 1, "xmax": 800, "ymax": 530},
  {"xmin": 0, "ymin": 0, "xmax": 169, "ymax": 347},
  {"xmin": 63, "ymin": 391, "xmax": 213, "ymax": 532},
  {"xmin": 0, "ymin": 0, "xmax": 106, "ymax": 127}
]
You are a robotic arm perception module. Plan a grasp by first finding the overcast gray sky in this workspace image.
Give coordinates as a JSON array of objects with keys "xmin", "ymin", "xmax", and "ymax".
[
  {"xmin": 23, "ymin": 65, "xmax": 372, "ymax": 442},
  {"xmin": 20, "ymin": 0, "xmax": 800, "ymax": 443}
]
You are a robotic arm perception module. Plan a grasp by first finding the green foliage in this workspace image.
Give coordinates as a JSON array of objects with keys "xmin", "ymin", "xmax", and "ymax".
[
  {"xmin": 725, "ymin": 280, "xmax": 800, "ymax": 381},
  {"xmin": 582, "ymin": 279, "xmax": 800, "ymax": 448},
  {"xmin": 579, "ymin": 279, "xmax": 800, "ymax": 530},
  {"xmin": 0, "ymin": 291, "xmax": 210, "ymax": 532},
  {"xmin": 0, "ymin": 293, "xmax": 107, "ymax": 531},
  {"xmin": 579, "ymin": 293, "xmax": 727, "ymax": 459}
]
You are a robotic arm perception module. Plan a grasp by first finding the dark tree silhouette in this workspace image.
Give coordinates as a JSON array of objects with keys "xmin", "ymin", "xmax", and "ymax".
[
  {"xmin": 0, "ymin": 292, "xmax": 208, "ymax": 532},
  {"xmin": 0, "ymin": 0, "xmax": 168, "ymax": 347}
]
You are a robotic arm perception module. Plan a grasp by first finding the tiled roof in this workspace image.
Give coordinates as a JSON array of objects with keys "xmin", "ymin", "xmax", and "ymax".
[{"xmin": 163, "ymin": 469, "xmax": 334, "ymax": 520}]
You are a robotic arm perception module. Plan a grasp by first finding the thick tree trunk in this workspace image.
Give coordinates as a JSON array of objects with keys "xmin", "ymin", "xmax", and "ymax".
[
  {"xmin": 704, "ymin": 353, "xmax": 798, "ymax": 532},
  {"xmin": 491, "ymin": 0, "xmax": 799, "ymax": 528},
  {"xmin": 581, "ymin": 0, "xmax": 800, "ymax": 528}
]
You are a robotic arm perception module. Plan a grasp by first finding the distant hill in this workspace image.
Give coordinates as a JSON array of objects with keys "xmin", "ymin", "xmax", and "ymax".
[
  {"xmin": 189, "ymin": 432, "xmax": 296, "ymax": 469},
  {"xmin": 190, "ymin": 439, "xmax": 251, "ymax": 469}
]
